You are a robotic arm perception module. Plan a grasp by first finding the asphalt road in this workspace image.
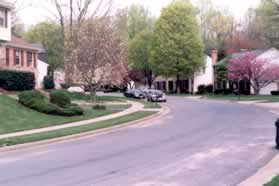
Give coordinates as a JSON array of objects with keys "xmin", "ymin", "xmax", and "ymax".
[{"xmin": 0, "ymin": 97, "xmax": 277, "ymax": 186}]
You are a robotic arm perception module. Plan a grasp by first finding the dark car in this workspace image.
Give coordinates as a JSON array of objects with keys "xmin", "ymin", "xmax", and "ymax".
[
  {"xmin": 124, "ymin": 89, "xmax": 146, "ymax": 99},
  {"xmin": 146, "ymin": 90, "xmax": 167, "ymax": 102}
]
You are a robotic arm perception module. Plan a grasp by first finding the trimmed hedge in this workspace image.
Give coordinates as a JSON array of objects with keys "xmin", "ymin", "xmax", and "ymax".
[
  {"xmin": 0, "ymin": 70, "xmax": 35, "ymax": 91},
  {"xmin": 19, "ymin": 91, "xmax": 84, "ymax": 116},
  {"xmin": 271, "ymin": 91, "xmax": 279, "ymax": 96},
  {"xmin": 50, "ymin": 90, "xmax": 71, "ymax": 108},
  {"xmin": 43, "ymin": 75, "xmax": 55, "ymax": 90}
]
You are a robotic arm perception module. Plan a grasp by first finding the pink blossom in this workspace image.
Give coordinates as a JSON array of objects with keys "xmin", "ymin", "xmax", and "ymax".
[{"xmin": 228, "ymin": 52, "xmax": 279, "ymax": 94}]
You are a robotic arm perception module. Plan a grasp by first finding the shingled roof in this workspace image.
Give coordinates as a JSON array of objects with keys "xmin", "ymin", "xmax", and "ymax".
[
  {"xmin": 0, "ymin": 0, "xmax": 13, "ymax": 9},
  {"xmin": 1, "ymin": 36, "xmax": 39, "ymax": 51}
]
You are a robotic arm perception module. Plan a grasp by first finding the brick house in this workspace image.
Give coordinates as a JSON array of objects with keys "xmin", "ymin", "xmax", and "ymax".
[{"xmin": 0, "ymin": 1, "xmax": 42, "ymax": 88}]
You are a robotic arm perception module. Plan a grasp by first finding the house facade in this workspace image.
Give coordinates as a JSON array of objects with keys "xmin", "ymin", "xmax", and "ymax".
[
  {"xmin": 153, "ymin": 51, "xmax": 216, "ymax": 93},
  {"xmin": 214, "ymin": 48, "xmax": 279, "ymax": 95},
  {"xmin": 0, "ymin": 1, "xmax": 47, "ymax": 88}
]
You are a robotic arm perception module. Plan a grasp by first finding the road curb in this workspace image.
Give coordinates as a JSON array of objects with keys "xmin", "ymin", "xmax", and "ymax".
[
  {"xmin": 0, "ymin": 105, "xmax": 170, "ymax": 153},
  {"xmin": 238, "ymin": 154, "xmax": 279, "ymax": 186}
]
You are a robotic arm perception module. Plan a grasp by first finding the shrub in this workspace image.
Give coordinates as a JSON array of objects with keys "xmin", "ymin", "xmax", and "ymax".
[
  {"xmin": 19, "ymin": 90, "xmax": 84, "ymax": 116},
  {"xmin": 43, "ymin": 75, "xmax": 55, "ymax": 90},
  {"xmin": 214, "ymin": 88, "xmax": 233, "ymax": 95},
  {"xmin": 224, "ymin": 88, "xmax": 233, "ymax": 95},
  {"xmin": 197, "ymin": 85, "xmax": 206, "ymax": 95},
  {"xmin": 271, "ymin": 91, "xmax": 279, "ymax": 96},
  {"xmin": 205, "ymin": 84, "xmax": 214, "ymax": 94},
  {"xmin": 18, "ymin": 91, "xmax": 46, "ymax": 106},
  {"xmin": 50, "ymin": 90, "xmax": 71, "ymax": 108},
  {"xmin": 214, "ymin": 89, "xmax": 224, "ymax": 95},
  {"xmin": 61, "ymin": 105, "xmax": 84, "ymax": 116},
  {"xmin": 0, "ymin": 70, "xmax": 35, "ymax": 91},
  {"xmin": 60, "ymin": 83, "xmax": 71, "ymax": 89},
  {"xmin": 93, "ymin": 104, "xmax": 107, "ymax": 110}
]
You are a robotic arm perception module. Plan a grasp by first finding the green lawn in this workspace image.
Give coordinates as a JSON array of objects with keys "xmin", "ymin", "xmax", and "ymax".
[
  {"xmin": 0, "ymin": 96, "xmax": 128, "ymax": 135},
  {"xmin": 265, "ymin": 176, "xmax": 279, "ymax": 186},
  {"xmin": 0, "ymin": 111, "xmax": 157, "ymax": 147},
  {"xmin": 63, "ymin": 91, "xmax": 125, "ymax": 102},
  {"xmin": 207, "ymin": 95, "xmax": 279, "ymax": 102},
  {"xmin": 127, "ymin": 98, "xmax": 162, "ymax": 109}
]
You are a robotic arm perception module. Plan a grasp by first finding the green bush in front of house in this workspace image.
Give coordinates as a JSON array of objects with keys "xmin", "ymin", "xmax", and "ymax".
[
  {"xmin": 0, "ymin": 70, "xmax": 35, "ymax": 91},
  {"xmin": 19, "ymin": 90, "xmax": 84, "ymax": 116},
  {"xmin": 43, "ymin": 75, "xmax": 55, "ymax": 90},
  {"xmin": 50, "ymin": 90, "xmax": 71, "ymax": 108}
]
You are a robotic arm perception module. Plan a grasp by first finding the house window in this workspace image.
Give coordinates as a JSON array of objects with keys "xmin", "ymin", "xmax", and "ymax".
[
  {"xmin": 27, "ymin": 52, "xmax": 33, "ymax": 66},
  {"xmin": 15, "ymin": 50, "xmax": 21, "ymax": 65},
  {"xmin": 0, "ymin": 8, "xmax": 6, "ymax": 27}
]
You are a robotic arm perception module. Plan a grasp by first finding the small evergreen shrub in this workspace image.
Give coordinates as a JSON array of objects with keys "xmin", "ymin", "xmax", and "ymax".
[
  {"xmin": 0, "ymin": 70, "xmax": 35, "ymax": 91},
  {"xmin": 50, "ymin": 90, "xmax": 71, "ymax": 108},
  {"xmin": 43, "ymin": 75, "xmax": 55, "ymax": 90},
  {"xmin": 197, "ymin": 85, "xmax": 206, "ymax": 95},
  {"xmin": 93, "ymin": 105, "xmax": 107, "ymax": 110},
  {"xmin": 205, "ymin": 84, "xmax": 214, "ymax": 94}
]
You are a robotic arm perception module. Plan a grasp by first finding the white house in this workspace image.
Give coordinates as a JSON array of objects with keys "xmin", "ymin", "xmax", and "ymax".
[
  {"xmin": 214, "ymin": 48, "xmax": 279, "ymax": 95},
  {"xmin": 252, "ymin": 48, "xmax": 279, "ymax": 95},
  {"xmin": 153, "ymin": 51, "xmax": 215, "ymax": 93},
  {"xmin": 37, "ymin": 60, "xmax": 49, "ymax": 89}
]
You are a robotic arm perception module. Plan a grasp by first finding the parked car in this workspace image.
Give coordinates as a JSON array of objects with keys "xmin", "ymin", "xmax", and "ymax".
[
  {"xmin": 124, "ymin": 89, "xmax": 146, "ymax": 99},
  {"xmin": 146, "ymin": 90, "xmax": 167, "ymax": 102},
  {"xmin": 124, "ymin": 89, "xmax": 134, "ymax": 98}
]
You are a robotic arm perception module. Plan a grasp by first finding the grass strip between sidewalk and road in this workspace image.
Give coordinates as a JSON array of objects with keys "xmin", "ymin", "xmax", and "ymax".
[
  {"xmin": 0, "ymin": 111, "xmax": 157, "ymax": 147},
  {"xmin": 265, "ymin": 176, "xmax": 279, "ymax": 186},
  {"xmin": 126, "ymin": 98, "xmax": 162, "ymax": 109}
]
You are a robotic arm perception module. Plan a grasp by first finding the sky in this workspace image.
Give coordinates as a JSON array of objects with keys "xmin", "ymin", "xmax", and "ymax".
[{"xmin": 12, "ymin": 0, "xmax": 261, "ymax": 28}]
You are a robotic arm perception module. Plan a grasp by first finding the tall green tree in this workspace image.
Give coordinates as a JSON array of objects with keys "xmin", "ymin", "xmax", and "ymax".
[
  {"xmin": 24, "ymin": 22, "xmax": 64, "ymax": 73},
  {"xmin": 128, "ymin": 4, "xmax": 155, "ymax": 40},
  {"xmin": 255, "ymin": 0, "xmax": 279, "ymax": 48},
  {"xmin": 129, "ymin": 30, "xmax": 155, "ymax": 88},
  {"xmin": 152, "ymin": 0, "xmax": 205, "ymax": 93}
]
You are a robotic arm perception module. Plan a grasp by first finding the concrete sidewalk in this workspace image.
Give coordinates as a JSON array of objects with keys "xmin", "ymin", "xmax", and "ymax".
[
  {"xmin": 239, "ymin": 154, "xmax": 279, "ymax": 186},
  {"xmin": 0, "ymin": 100, "xmax": 146, "ymax": 140}
]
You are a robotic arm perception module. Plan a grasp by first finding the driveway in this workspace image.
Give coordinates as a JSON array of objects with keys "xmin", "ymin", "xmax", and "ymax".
[{"xmin": 0, "ymin": 97, "xmax": 277, "ymax": 186}]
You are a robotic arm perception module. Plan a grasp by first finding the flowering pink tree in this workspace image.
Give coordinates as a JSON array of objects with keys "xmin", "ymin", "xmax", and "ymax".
[{"xmin": 228, "ymin": 53, "xmax": 279, "ymax": 95}]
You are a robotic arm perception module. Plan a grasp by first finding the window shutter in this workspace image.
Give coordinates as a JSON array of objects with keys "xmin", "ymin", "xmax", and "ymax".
[
  {"xmin": 21, "ymin": 51, "xmax": 24, "ymax": 66},
  {"xmin": 34, "ymin": 53, "xmax": 37, "ymax": 68},
  {"xmin": 6, "ymin": 48, "xmax": 9, "ymax": 66},
  {"xmin": 4, "ymin": 9, "xmax": 7, "ymax": 28},
  {"xmin": 13, "ymin": 49, "xmax": 16, "ymax": 65}
]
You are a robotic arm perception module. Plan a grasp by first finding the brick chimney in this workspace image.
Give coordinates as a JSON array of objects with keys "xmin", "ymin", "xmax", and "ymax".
[{"xmin": 211, "ymin": 50, "xmax": 218, "ymax": 65}]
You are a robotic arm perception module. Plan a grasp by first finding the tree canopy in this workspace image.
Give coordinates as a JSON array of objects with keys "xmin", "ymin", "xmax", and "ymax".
[
  {"xmin": 24, "ymin": 22, "xmax": 64, "ymax": 73},
  {"xmin": 127, "ymin": 4, "xmax": 155, "ymax": 40},
  {"xmin": 152, "ymin": 0, "xmax": 205, "ymax": 92},
  {"xmin": 129, "ymin": 30, "xmax": 155, "ymax": 87}
]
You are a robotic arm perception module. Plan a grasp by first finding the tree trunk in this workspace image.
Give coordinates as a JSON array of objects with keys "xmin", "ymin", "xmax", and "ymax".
[
  {"xmin": 89, "ymin": 84, "xmax": 97, "ymax": 103},
  {"xmin": 147, "ymin": 70, "xmax": 153, "ymax": 89},
  {"xmin": 254, "ymin": 87, "xmax": 260, "ymax": 95},
  {"xmin": 176, "ymin": 74, "xmax": 181, "ymax": 94}
]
